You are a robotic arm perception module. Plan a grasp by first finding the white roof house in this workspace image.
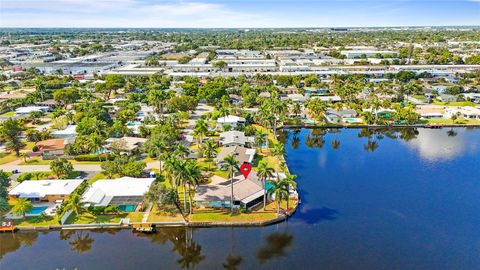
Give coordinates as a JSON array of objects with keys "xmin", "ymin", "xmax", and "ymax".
[
  {"xmin": 15, "ymin": 106, "xmax": 50, "ymax": 115},
  {"xmin": 217, "ymin": 115, "xmax": 246, "ymax": 127},
  {"xmin": 51, "ymin": 125, "xmax": 77, "ymax": 138},
  {"xmin": 82, "ymin": 177, "xmax": 155, "ymax": 207},
  {"xmin": 219, "ymin": 131, "xmax": 254, "ymax": 147},
  {"xmin": 9, "ymin": 179, "xmax": 84, "ymax": 199}
]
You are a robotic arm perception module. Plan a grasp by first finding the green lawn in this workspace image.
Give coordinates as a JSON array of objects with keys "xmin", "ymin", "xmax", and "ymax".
[
  {"xmin": 20, "ymin": 157, "xmax": 50, "ymax": 165},
  {"xmin": 12, "ymin": 214, "xmax": 60, "ymax": 226},
  {"xmin": 65, "ymin": 212, "xmax": 129, "ymax": 224},
  {"xmin": 0, "ymin": 152, "xmax": 19, "ymax": 165},
  {"xmin": 190, "ymin": 209, "xmax": 278, "ymax": 223},
  {"xmin": 432, "ymin": 101, "xmax": 477, "ymax": 107},
  {"xmin": 0, "ymin": 111, "xmax": 15, "ymax": 117},
  {"xmin": 147, "ymin": 205, "xmax": 184, "ymax": 222},
  {"xmin": 425, "ymin": 118, "xmax": 480, "ymax": 125},
  {"xmin": 17, "ymin": 171, "xmax": 81, "ymax": 181}
]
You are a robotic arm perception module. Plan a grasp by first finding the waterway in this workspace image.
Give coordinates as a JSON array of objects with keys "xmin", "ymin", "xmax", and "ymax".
[{"xmin": 2, "ymin": 128, "xmax": 480, "ymax": 270}]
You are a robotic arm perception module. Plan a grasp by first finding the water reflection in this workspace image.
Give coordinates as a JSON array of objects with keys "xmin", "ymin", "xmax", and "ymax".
[
  {"xmin": 256, "ymin": 231, "xmax": 294, "ymax": 264},
  {"xmin": 68, "ymin": 231, "xmax": 95, "ymax": 254},
  {"xmin": 137, "ymin": 227, "xmax": 205, "ymax": 269},
  {"xmin": 402, "ymin": 129, "xmax": 469, "ymax": 161},
  {"xmin": 305, "ymin": 129, "xmax": 326, "ymax": 149},
  {"xmin": 223, "ymin": 227, "xmax": 242, "ymax": 270},
  {"xmin": 0, "ymin": 232, "xmax": 38, "ymax": 260}
]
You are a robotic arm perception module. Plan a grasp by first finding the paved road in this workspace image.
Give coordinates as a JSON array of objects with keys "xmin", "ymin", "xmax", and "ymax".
[
  {"xmin": 0, "ymin": 161, "xmax": 161, "ymax": 174},
  {"xmin": 184, "ymin": 103, "xmax": 214, "ymax": 144}
]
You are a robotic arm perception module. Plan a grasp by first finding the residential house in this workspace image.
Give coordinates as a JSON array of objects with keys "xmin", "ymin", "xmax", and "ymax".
[
  {"xmin": 81, "ymin": 177, "xmax": 155, "ymax": 209},
  {"xmin": 194, "ymin": 171, "xmax": 266, "ymax": 209},
  {"xmin": 437, "ymin": 94, "xmax": 457, "ymax": 103},
  {"xmin": 217, "ymin": 115, "xmax": 246, "ymax": 129},
  {"xmin": 219, "ymin": 131, "xmax": 254, "ymax": 147},
  {"xmin": 36, "ymin": 138, "xmax": 68, "ymax": 159},
  {"xmin": 9, "ymin": 179, "xmax": 84, "ymax": 202},
  {"xmin": 105, "ymin": 136, "xmax": 147, "ymax": 154},
  {"xmin": 216, "ymin": 146, "xmax": 256, "ymax": 169},
  {"xmin": 325, "ymin": 109, "xmax": 358, "ymax": 123},
  {"xmin": 51, "ymin": 125, "xmax": 77, "ymax": 139},
  {"xmin": 445, "ymin": 107, "xmax": 480, "ymax": 119},
  {"xmin": 14, "ymin": 106, "xmax": 50, "ymax": 115}
]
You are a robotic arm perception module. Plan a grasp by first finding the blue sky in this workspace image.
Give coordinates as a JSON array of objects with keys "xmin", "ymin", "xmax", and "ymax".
[{"xmin": 1, "ymin": 0, "xmax": 479, "ymax": 28}]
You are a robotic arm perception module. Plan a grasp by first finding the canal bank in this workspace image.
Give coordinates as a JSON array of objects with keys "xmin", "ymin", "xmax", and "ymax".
[{"xmin": 3, "ymin": 128, "xmax": 480, "ymax": 270}]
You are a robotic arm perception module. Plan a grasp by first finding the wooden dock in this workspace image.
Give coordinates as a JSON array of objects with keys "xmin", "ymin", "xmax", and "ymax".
[{"xmin": 0, "ymin": 221, "xmax": 17, "ymax": 233}]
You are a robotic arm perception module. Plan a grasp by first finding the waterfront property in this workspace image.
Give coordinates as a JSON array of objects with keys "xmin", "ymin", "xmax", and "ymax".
[
  {"xmin": 215, "ymin": 146, "xmax": 256, "ymax": 169},
  {"xmin": 8, "ymin": 179, "xmax": 84, "ymax": 203},
  {"xmin": 81, "ymin": 177, "xmax": 155, "ymax": 209},
  {"xmin": 195, "ymin": 171, "xmax": 266, "ymax": 209}
]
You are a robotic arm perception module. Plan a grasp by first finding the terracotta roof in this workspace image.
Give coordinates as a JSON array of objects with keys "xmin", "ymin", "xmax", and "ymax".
[{"xmin": 36, "ymin": 138, "xmax": 66, "ymax": 152}]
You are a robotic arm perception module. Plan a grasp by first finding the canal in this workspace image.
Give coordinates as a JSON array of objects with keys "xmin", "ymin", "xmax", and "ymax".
[{"xmin": 1, "ymin": 128, "xmax": 480, "ymax": 270}]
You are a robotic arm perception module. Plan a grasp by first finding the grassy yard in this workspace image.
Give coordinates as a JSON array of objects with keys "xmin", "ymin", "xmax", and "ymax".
[
  {"xmin": 197, "ymin": 158, "xmax": 228, "ymax": 178},
  {"xmin": 17, "ymin": 171, "xmax": 81, "ymax": 181},
  {"xmin": 190, "ymin": 208, "xmax": 278, "ymax": 223},
  {"xmin": 424, "ymin": 118, "xmax": 480, "ymax": 125},
  {"xmin": 65, "ymin": 212, "xmax": 129, "ymax": 224},
  {"xmin": 0, "ymin": 152, "xmax": 19, "ymax": 165},
  {"xmin": 11, "ymin": 214, "xmax": 60, "ymax": 226},
  {"xmin": 0, "ymin": 111, "xmax": 15, "ymax": 117},
  {"xmin": 147, "ymin": 205, "xmax": 184, "ymax": 222},
  {"xmin": 432, "ymin": 101, "xmax": 477, "ymax": 107},
  {"xmin": 20, "ymin": 157, "xmax": 50, "ymax": 165}
]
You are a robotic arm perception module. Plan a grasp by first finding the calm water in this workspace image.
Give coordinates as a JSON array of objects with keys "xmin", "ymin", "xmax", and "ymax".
[{"xmin": 2, "ymin": 128, "xmax": 480, "ymax": 270}]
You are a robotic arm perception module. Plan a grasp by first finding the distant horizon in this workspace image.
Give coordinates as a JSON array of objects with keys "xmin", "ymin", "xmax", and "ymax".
[{"xmin": 1, "ymin": 0, "xmax": 479, "ymax": 28}]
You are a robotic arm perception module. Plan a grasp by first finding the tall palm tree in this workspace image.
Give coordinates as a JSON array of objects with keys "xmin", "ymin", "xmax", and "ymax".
[
  {"xmin": 202, "ymin": 140, "xmax": 218, "ymax": 171},
  {"xmin": 224, "ymin": 154, "xmax": 239, "ymax": 213},
  {"xmin": 283, "ymin": 173, "xmax": 297, "ymax": 210},
  {"xmin": 87, "ymin": 133, "xmax": 105, "ymax": 160},
  {"xmin": 267, "ymin": 180, "xmax": 289, "ymax": 214},
  {"xmin": 175, "ymin": 143, "xmax": 190, "ymax": 159},
  {"xmin": 256, "ymin": 160, "xmax": 274, "ymax": 210},
  {"xmin": 63, "ymin": 193, "xmax": 85, "ymax": 216},
  {"xmin": 184, "ymin": 160, "xmax": 202, "ymax": 214},
  {"xmin": 194, "ymin": 119, "xmax": 208, "ymax": 150},
  {"xmin": 255, "ymin": 130, "xmax": 267, "ymax": 152},
  {"xmin": 149, "ymin": 139, "xmax": 167, "ymax": 173},
  {"xmin": 12, "ymin": 198, "xmax": 33, "ymax": 218}
]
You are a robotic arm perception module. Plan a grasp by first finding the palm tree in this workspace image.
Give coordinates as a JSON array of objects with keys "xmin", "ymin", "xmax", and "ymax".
[
  {"xmin": 194, "ymin": 119, "xmax": 208, "ymax": 150},
  {"xmin": 283, "ymin": 173, "xmax": 297, "ymax": 210},
  {"xmin": 19, "ymin": 152, "xmax": 28, "ymax": 163},
  {"xmin": 150, "ymin": 139, "xmax": 167, "ymax": 174},
  {"xmin": 12, "ymin": 198, "xmax": 33, "ymax": 218},
  {"xmin": 148, "ymin": 89, "xmax": 169, "ymax": 114},
  {"xmin": 175, "ymin": 143, "xmax": 190, "ymax": 159},
  {"xmin": 63, "ymin": 193, "xmax": 85, "ymax": 216},
  {"xmin": 184, "ymin": 160, "xmax": 202, "ymax": 214},
  {"xmin": 291, "ymin": 103, "xmax": 301, "ymax": 118},
  {"xmin": 256, "ymin": 160, "xmax": 274, "ymax": 210},
  {"xmin": 87, "ymin": 133, "xmax": 104, "ymax": 160},
  {"xmin": 255, "ymin": 130, "xmax": 267, "ymax": 152},
  {"xmin": 202, "ymin": 140, "xmax": 218, "ymax": 171},
  {"xmin": 0, "ymin": 197, "xmax": 10, "ymax": 212},
  {"xmin": 224, "ymin": 154, "xmax": 239, "ymax": 213},
  {"xmin": 267, "ymin": 180, "xmax": 289, "ymax": 214}
]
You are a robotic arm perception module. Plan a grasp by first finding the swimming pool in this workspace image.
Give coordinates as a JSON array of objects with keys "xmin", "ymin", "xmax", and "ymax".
[
  {"xmin": 343, "ymin": 117, "xmax": 363, "ymax": 123},
  {"xmin": 118, "ymin": 205, "xmax": 136, "ymax": 212},
  {"xmin": 27, "ymin": 206, "xmax": 48, "ymax": 215}
]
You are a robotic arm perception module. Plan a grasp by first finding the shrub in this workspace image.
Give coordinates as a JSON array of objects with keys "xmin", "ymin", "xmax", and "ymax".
[
  {"xmin": 32, "ymin": 145, "xmax": 39, "ymax": 152},
  {"xmin": 104, "ymin": 205, "xmax": 119, "ymax": 213}
]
